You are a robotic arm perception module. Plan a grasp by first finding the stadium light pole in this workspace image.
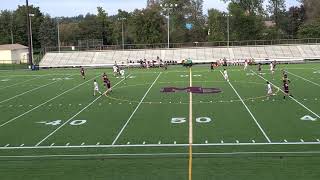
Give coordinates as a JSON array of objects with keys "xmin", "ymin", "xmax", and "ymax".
[
  {"xmin": 56, "ymin": 18, "xmax": 61, "ymax": 53},
  {"xmin": 119, "ymin": 17, "xmax": 126, "ymax": 50},
  {"xmin": 29, "ymin": 13, "xmax": 35, "ymax": 64},
  {"xmin": 26, "ymin": 0, "xmax": 33, "ymax": 67},
  {"xmin": 10, "ymin": 12, "xmax": 14, "ymax": 44},
  {"xmin": 223, "ymin": 13, "xmax": 232, "ymax": 48},
  {"xmin": 160, "ymin": 3, "xmax": 178, "ymax": 49}
]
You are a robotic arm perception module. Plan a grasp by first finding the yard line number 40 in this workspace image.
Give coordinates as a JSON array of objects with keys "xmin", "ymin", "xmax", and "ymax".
[
  {"xmin": 36, "ymin": 120, "xmax": 87, "ymax": 126},
  {"xmin": 171, "ymin": 117, "xmax": 212, "ymax": 124}
]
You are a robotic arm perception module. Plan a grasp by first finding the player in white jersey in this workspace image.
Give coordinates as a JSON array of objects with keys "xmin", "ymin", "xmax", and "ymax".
[
  {"xmin": 120, "ymin": 68, "xmax": 125, "ymax": 78},
  {"xmin": 113, "ymin": 65, "xmax": 118, "ymax": 76},
  {"xmin": 223, "ymin": 69, "xmax": 229, "ymax": 82},
  {"xmin": 93, "ymin": 80, "xmax": 102, "ymax": 96},
  {"xmin": 270, "ymin": 62, "xmax": 274, "ymax": 75},
  {"xmin": 266, "ymin": 81, "xmax": 272, "ymax": 100},
  {"xmin": 244, "ymin": 60, "xmax": 248, "ymax": 70}
]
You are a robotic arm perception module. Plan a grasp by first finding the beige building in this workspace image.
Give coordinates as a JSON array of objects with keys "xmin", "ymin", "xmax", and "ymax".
[{"xmin": 0, "ymin": 44, "xmax": 29, "ymax": 64}]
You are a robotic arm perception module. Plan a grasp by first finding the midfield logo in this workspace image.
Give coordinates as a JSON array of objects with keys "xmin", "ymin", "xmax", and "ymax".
[{"xmin": 160, "ymin": 87, "xmax": 222, "ymax": 94}]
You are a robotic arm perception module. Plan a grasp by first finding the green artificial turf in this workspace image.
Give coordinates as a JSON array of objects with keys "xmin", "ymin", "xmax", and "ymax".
[{"xmin": 0, "ymin": 63, "xmax": 319, "ymax": 179}]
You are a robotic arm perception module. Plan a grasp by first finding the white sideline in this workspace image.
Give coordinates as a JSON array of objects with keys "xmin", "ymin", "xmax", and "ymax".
[
  {"xmin": 0, "ymin": 76, "xmax": 44, "ymax": 90},
  {"xmin": 220, "ymin": 71, "xmax": 272, "ymax": 143},
  {"xmin": 35, "ymin": 75, "xmax": 130, "ymax": 146},
  {"xmin": 251, "ymin": 70, "xmax": 320, "ymax": 119},
  {"xmin": 286, "ymin": 71, "xmax": 320, "ymax": 87},
  {"xmin": 1, "ymin": 151, "xmax": 320, "ymax": 159},
  {"xmin": 0, "ymin": 74, "xmax": 74, "ymax": 77},
  {"xmin": 1, "ymin": 141, "xmax": 320, "ymax": 150},
  {"xmin": 0, "ymin": 75, "xmax": 74, "ymax": 104},
  {"xmin": 111, "ymin": 72, "xmax": 162, "ymax": 145},
  {"xmin": 0, "ymin": 75, "xmax": 99, "ymax": 128}
]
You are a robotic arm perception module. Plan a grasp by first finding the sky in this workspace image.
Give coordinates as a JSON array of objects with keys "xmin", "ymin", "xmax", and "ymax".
[{"xmin": 0, "ymin": 0, "xmax": 301, "ymax": 17}]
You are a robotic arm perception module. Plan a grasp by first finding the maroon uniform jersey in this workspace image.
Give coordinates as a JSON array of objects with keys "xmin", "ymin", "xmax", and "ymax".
[
  {"xmin": 102, "ymin": 74, "xmax": 107, "ymax": 81},
  {"xmin": 284, "ymin": 82, "xmax": 289, "ymax": 93}
]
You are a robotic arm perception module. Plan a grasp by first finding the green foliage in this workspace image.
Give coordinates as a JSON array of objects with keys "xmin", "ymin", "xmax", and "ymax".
[
  {"xmin": 228, "ymin": 2, "xmax": 264, "ymax": 41},
  {"xmin": 298, "ymin": 19, "xmax": 320, "ymax": 38},
  {"xmin": 207, "ymin": 9, "xmax": 225, "ymax": 41},
  {"xmin": 222, "ymin": 0, "xmax": 264, "ymax": 15},
  {"xmin": 0, "ymin": 0, "xmax": 318, "ymax": 49},
  {"xmin": 38, "ymin": 15, "xmax": 57, "ymax": 48}
]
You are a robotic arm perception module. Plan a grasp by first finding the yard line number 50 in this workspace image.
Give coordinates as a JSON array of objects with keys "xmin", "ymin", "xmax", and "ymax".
[{"xmin": 171, "ymin": 117, "xmax": 212, "ymax": 124}]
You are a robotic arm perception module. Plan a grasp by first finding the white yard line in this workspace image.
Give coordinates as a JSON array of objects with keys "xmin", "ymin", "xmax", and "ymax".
[
  {"xmin": 1, "ymin": 151, "xmax": 320, "ymax": 158},
  {"xmin": 0, "ymin": 75, "xmax": 74, "ymax": 104},
  {"xmin": 251, "ymin": 70, "xmax": 320, "ymax": 119},
  {"xmin": 111, "ymin": 72, "xmax": 162, "ymax": 145},
  {"xmin": 1, "ymin": 141, "xmax": 320, "ymax": 150},
  {"xmin": 0, "ymin": 75, "xmax": 99, "ymax": 128},
  {"xmin": 286, "ymin": 71, "xmax": 320, "ymax": 87},
  {"xmin": 35, "ymin": 75, "xmax": 130, "ymax": 146},
  {"xmin": 0, "ymin": 76, "xmax": 44, "ymax": 90},
  {"xmin": 220, "ymin": 71, "xmax": 271, "ymax": 143},
  {"xmin": 188, "ymin": 68, "xmax": 193, "ymax": 180}
]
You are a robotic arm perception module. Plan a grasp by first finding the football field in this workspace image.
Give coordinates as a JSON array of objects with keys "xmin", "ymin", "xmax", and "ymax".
[{"xmin": 0, "ymin": 63, "xmax": 319, "ymax": 179}]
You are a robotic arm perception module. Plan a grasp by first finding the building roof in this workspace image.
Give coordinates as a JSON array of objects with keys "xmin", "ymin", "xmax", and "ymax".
[{"xmin": 0, "ymin": 44, "xmax": 28, "ymax": 51}]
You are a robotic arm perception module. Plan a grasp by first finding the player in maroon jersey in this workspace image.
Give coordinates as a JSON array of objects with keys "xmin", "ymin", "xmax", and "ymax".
[
  {"xmin": 283, "ymin": 80, "xmax": 293, "ymax": 99},
  {"xmin": 102, "ymin": 73, "xmax": 112, "ymax": 94},
  {"xmin": 80, "ymin": 67, "xmax": 85, "ymax": 79}
]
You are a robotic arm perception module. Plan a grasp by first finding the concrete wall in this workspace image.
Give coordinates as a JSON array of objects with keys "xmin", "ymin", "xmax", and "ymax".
[
  {"xmin": 11, "ymin": 49, "xmax": 28, "ymax": 63},
  {"xmin": 0, "ymin": 50, "xmax": 12, "ymax": 64}
]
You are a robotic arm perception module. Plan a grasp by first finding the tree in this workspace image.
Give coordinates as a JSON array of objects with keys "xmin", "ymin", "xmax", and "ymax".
[
  {"xmin": 298, "ymin": 19, "xmax": 320, "ymax": 38},
  {"xmin": 96, "ymin": 7, "xmax": 112, "ymax": 44},
  {"xmin": 38, "ymin": 15, "xmax": 57, "ymax": 48},
  {"xmin": 222, "ymin": 0, "xmax": 264, "ymax": 15},
  {"xmin": 228, "ymin": 2, "xmax": 264, "ymax": 41},
  {"xmin": 267, "ymin": 0, "xmax": 286, "ymax": 28},
  {"xmin": 207, "ymin": 9, "xmax": 225, "ymax": 41},
  {"xmin": 130, "ymin": 8, "xmax": 165, "ymax": 44},
  {"xmin": 11, "ymin": 5, "xmax": 44, "ymax": 49},
  {"xmin": 0, "ymin": 10, "xmax": 14, "ymax": 44},
  {"xmin": 284, "ymin": 5, "xmax": 305, "ymax": 38},
  {"xmin": 301, "ymin": 0, "xmax": 320, "ymax": 22}
]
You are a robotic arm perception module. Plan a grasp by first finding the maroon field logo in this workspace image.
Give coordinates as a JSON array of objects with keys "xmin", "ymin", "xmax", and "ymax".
[{"xmin": 160, "ymin": 87, "xmax": 222, "ymax": 94}]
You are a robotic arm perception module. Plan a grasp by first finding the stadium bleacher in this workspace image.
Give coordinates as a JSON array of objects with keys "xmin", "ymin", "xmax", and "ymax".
[{"xmin": 39, "ymin": 44, "xmax": 320, "ymax": 68}]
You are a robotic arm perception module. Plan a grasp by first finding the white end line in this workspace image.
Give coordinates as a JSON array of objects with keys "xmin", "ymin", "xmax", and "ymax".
[
  {"xmin": 220, "ymin": 71, "xmax": 271, "ymax": 143},
  {"xmin": 287, "ymin": 71, "xmax": 320, "ymax": 87},
  {"xmin": 112, "ymin": 72, "xmax": 162, "ymax": 145},
  {"xmin": 35, "ymin": 75, "xmax": 130, "ymax": 146},
  {"xmin": 251, "ymin": 70, "xmax": 320, "ymax": 119}
]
